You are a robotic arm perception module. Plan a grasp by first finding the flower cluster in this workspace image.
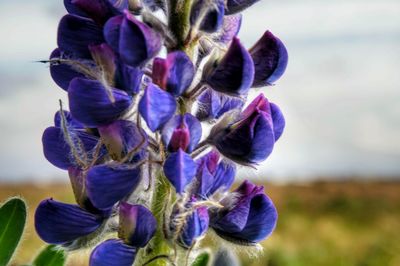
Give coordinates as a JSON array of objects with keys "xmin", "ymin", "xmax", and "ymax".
[{"xmin": 35, "ymin": 0, "xmax": 288, "ymax": 265}]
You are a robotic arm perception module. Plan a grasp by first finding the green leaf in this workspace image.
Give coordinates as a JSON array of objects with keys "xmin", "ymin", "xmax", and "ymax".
[
  {"xmin": 32, "ymin": 245, "xmax": 66, "ymax": 266},
  {"xmin": 191, "ymin": 252, "xmax": 210, "ymax": 266},
  {"xmin": 0, "ymin": 197, "xmax": 27, "ymax": 266}
]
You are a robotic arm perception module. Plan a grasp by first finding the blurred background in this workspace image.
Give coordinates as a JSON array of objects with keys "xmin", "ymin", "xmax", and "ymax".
[{"xmin": 0, "ymin": 0, "xmax": 399, "ymax": 265}]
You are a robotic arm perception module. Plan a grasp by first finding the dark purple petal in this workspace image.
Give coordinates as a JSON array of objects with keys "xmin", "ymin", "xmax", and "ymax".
[
  {"xmin": 139, "ymin": 83, "xmax": 177, "ymax": 132},
  {"xmin": 71, "ymin": 0, "xmax": 120, "ymax": 25},
  {"xmin": 50, "ymin": 49, "xmax": 86, "ymax": 91},
  {"xmin": 163, "ymin": 149, "xmax": 197, "ymax": 193},
  {"xmin": 208, "ymin": 161, "xmax": 236, "ymax": 195},
  {"xmin": 98, "ymin": 120, "xmax": 148, "ymax": 161},
  {"xmin": 68, "ymin": 78, "xmax": 132, "ymax": 127},
  {"xmin": 90, "ymin": 239, "xmax": 136, "ymax": 266},
  {"xmin": 205, "ymin": 37, "xmax": 254, "ymax": 96},
  {"xmin": 162, "ymin": 114, "xmax": 202, "ymax": 153},
  {"xmin": 115, "ymin": 62, "xmax": 143, "ymax": 95},
  {"xmin": 153, "ymin": 51, "xmax": 195, "ymax": 96},
  {"xmin": 196, "ymin": 89, "xmax": 244, "ymax": 121},
  {"xmin": 225, "ymin": 0, "xmax": 260, "ymax": 15},
  {"xmin": 194, "ymin": 162, "xmax": 214, "ymax": 197},
  {"xmin": 179, "ymin": 207, "xmax": 209, "ymax": 248},
  {"xmin": 42, "ymin": 126, "xmax": 101, "ymax": 170},
  {"xmin": 190, "ymin": 0, "xmax": 225, "ymax": 33},
  {"xmin": 270, "ymin": 102, "xmax": 285, "ymax": 141},
  {"xmin": 86, "ymin": 164, "xmax": 141, "ymax": 210},
  {"xmin": 119, "ymin": 11, "xmax": 162, "ymax": 67},
  {"xmin": 249, "ymin": 31, "xmax": 288, "ymax": 87},
  {"xmin": 54, "ymin": 110, "xmax": 84, "ymax": 129},
  {"xmin": 234, "ymin": 194, "xmax": 277, "ymax": 242},
  {"xmin": 58, "ymin": 14, "xmax": 104, "ymax": 59},
  {"xmin": 64, "ymin": 0, "xmax": 87, "ymax": 17},
  {"xmin": 35, "ymin": 198, "xmax": 103, "ymax": 245},
  {"xmin": 104, "ymin": 15, "xmax": 123, "ymax": 52},
  {"xmin": 119, "ymin": 203, "xmax": 157, "ymax": 247}
]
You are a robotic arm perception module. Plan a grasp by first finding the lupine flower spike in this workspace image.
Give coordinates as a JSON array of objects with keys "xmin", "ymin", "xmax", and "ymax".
[{"xmin": 36, "ymin": 0, "xmax": 288, "ymax": 264}]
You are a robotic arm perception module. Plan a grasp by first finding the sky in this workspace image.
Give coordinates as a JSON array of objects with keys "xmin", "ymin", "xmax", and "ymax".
[{"xmin": 0, "ymin": 0, "xmax": 399, "ymax": 182}]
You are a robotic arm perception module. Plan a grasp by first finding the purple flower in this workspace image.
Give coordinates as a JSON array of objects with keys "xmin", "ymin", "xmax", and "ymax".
[
  {"xmin": 90, "ymin": 203, "xmax": 156, "ymax": 266},
  {"xmin": 104, "ymin": 11, "xmax": 162, "ymax": 67},
  {"xmin": 68, "ymin": 77, "xmax": 132, "ymax": 127},
  {"xmin": 152, "ymin": 51, "xmax": 195, "ymax": 96},
  {"xmin": 163, "ymin": 149, "xmax": 197, "ymax": 194},
  {"xmin": 210, "ymin": 180, "xmax": 277, "ymax": 245},
  {"xmin": 209, "ymin": 93, "xmax": 285, "ymax": 165},
  {"xmin": 190, "ymin": 0, "xmax": 225, "ymax": 33},
  {"xmin": 196, "ymin": 89, "xmax": 245, "ymax": 121},
  {"xmin": 139, "ymin": 83, "xmax": 177, "ymax": 132},
  {"xmin": 118, "ymin": 203, "xmax": 157, "ymax": 247},
  {"xmin": 178, "ymin": 206, "xmax": 209, "ymax": 248},
  {"xmin": 249, "ymin": 31, "xmax": 288, "ymax": 87},
  {"xmin": 35, "ymin": 198, "xmax": 104, "ymax": 245},
  {"xmin": 162, "ymin": 114, "xmax": 202, "ymax": 153},
  {"xmin": 204, "ymin": 37, "xmax": 254, "ymax": 96},
  {"xmin": 64, "ymin": 0, "xmax": 122, "ymax": 25}
]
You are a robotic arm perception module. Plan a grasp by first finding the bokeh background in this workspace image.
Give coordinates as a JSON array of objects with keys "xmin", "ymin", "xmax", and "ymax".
[{"xmin": 0, "ymin": 0, "xmax": 399, "ymax": 265}]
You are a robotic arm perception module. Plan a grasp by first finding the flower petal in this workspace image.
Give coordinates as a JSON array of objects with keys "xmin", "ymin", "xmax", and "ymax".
[
  {"xmin": 249, "ymin": 31, "xmax": 288, "ymax": 87},
  {"xmin": 90, "ymin": 239, "xmax": 136, "ymax": 266},
  {"xmin": 153, "ymin": 51, "xmax": 195, "ymax": 96},
  {"xmin": 208, "ymin": 161, "xmax": 236, "ymax": 195},
  {"xmin": 49, "ymin": 49, "xmax": 86, "ymax": 91},
  {"xmin": 35, "ymin": 198, "xmax": 103, "ymax": 245},
  {"xmin": 115, "ymin": 62, "xmax": 143, "ymax": 95},
  {"xmin": 119, "ymin": 203, "xmax": 157, "ymax": 247},
  {"xmin": 205, "ymin": 37, "xmax": 254, "ymax": 96},
  {"xmin": 179, "ymin": 206, "xmax": 209, "ymax": 248},
  {"xmin": 68, "ymin": 78, "xmax": 132, "ymax": 127},
  {"xmin": 104, "ymin": 15, "xmax": 123, "ymax": 52},
  {"xmin": 225, "ymin": 0, "xmax": 260, "ymax": 15},
  {"xmin": 42, "ymin": 126, "xmax": 102, "ymax": 170},
  {"xmin": 58, "ymin": 14, "xmax": 104, "ymax": 59},
  {"xmin": 119, "ymin": 11, "xmax": 162, "ymax": 67},
  {"xmin": 214, "ymin": 14, "xmax": 242, "ymax": 44},
  {"xmin": 54, "ymin": 110, "xmax": 84, "ymax": 129},
  {"xmin": 270, "ymin": 102, "xmax": 285, "ymax": 141},
  {"xmin": 98, "ymin": 120, "xmax": 148, "ymax": 161},
  {"xmin": 70, "ymin": 0, "xmax": 119, "ymax": 25},
  {"xmin": 163, "ymin": 149, "xmax": 197, "ymax": 193},
  {"xmin": 190, "ymin": 0, "xmax": 225, "ymax": 33},
  {"xmin": 139, "ymin": 83, "xmax": 177, "ymax": 132},
  {"xmin": 86, "ymin": 164, "xmax": 141, "ymax": 210}
]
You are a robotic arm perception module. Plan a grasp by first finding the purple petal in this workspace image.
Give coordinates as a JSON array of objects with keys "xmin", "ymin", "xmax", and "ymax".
[
  {"xmin": 139, "ymin": 83, "xmax": 176, "ymax": 132},
  {"xmin": 225, "ymin": 0, "xmax": 260, "ymax": 15},
  {"xmin": 54, "ymin": 110, "xmax": 84, "ymax": 129},
  {"xmin": 153, "ymin": 51, "xmax": 195, "ymax": 96},
  {"xmin": 64, "ymin": 0, "xmax": 87, "ymax": 17},
  {"xmin": 205, "ymin": 37, "xmax": 254, "ymax": 96},
  {"xmin": 179, "ymin": 206, "xmax": 209, "ymax": 248},
  {"xmin": 90, "ymin": 239, "xmax": 136, "ymax": 266},
  {"xmin": 190, "ymin": 0, "xmax": 225, "ymax": 33},
  {"xmin": 208, "ymin": 161, "xmax": 236, "ymax": 195},
  {"xmin": 270, "ymin": 102, "xmax": 285, "ymax": 141},
  {"xmin": 119, "ymin": 11, "xmax": 162, "ymax": 67},
  {"xmin": 68, "ymin": 78, "xmax": 132, "ymax": 127},
  {"xmin": 119, "ymin": 203, "xmax": 157, "ymax": 247},
  {"xmin": 196, "ymin": 89, "xmax": 244, "ymax": 121},
  {"xmin": 57, "ymin": 14, "xmax": 104, "ymax": 59},
  {"xmin": 163, "ymin": 149, "xmax": 197, "ymax": 193},
  {"xmin": 98, "ymin": 120, "xmax": 148, "ymax": 161},
  {"xmin": 162, "ymin": 114, "xmax": 202, "ymax": 153},
  {"xmin": 104, "ymin": 15, "xmax": 123, "ymax": 52},
  {"xmin": 115, "ymin": 62, "xmax": 143, "ymax": 95},
  {"xmin": 249, "ymin": 31, "xmax": 288, "ymax": 87},
  {"xmin": 35, "ymin": 198, "xmax": 103, "ymax": 245},
  {"xmin": 42, "ymin": 126, "xmax": 101, "ymax": 170},
  {"xmin": 71, "ymin": 0, "xmax": 119, "ymax": 25},
  {"xmin": 49, "ymin": 49, "xmax": 86, "ymax": 91},
  {"xmin": 235, "ymin": 194, "xmax": 277, "ymax": 243},
  {"xmin": 194, "ymin": 162, "xmax": 214, "ymax": 197},
  {"xmin": 86, "ymin": 164, "xmax": 141, "ymax": 210}
]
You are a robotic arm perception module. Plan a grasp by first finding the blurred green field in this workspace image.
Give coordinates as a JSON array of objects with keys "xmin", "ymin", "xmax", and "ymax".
[{"xmin": 1, "ymin": 181, "xmax": 400, "ymax": 266}]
